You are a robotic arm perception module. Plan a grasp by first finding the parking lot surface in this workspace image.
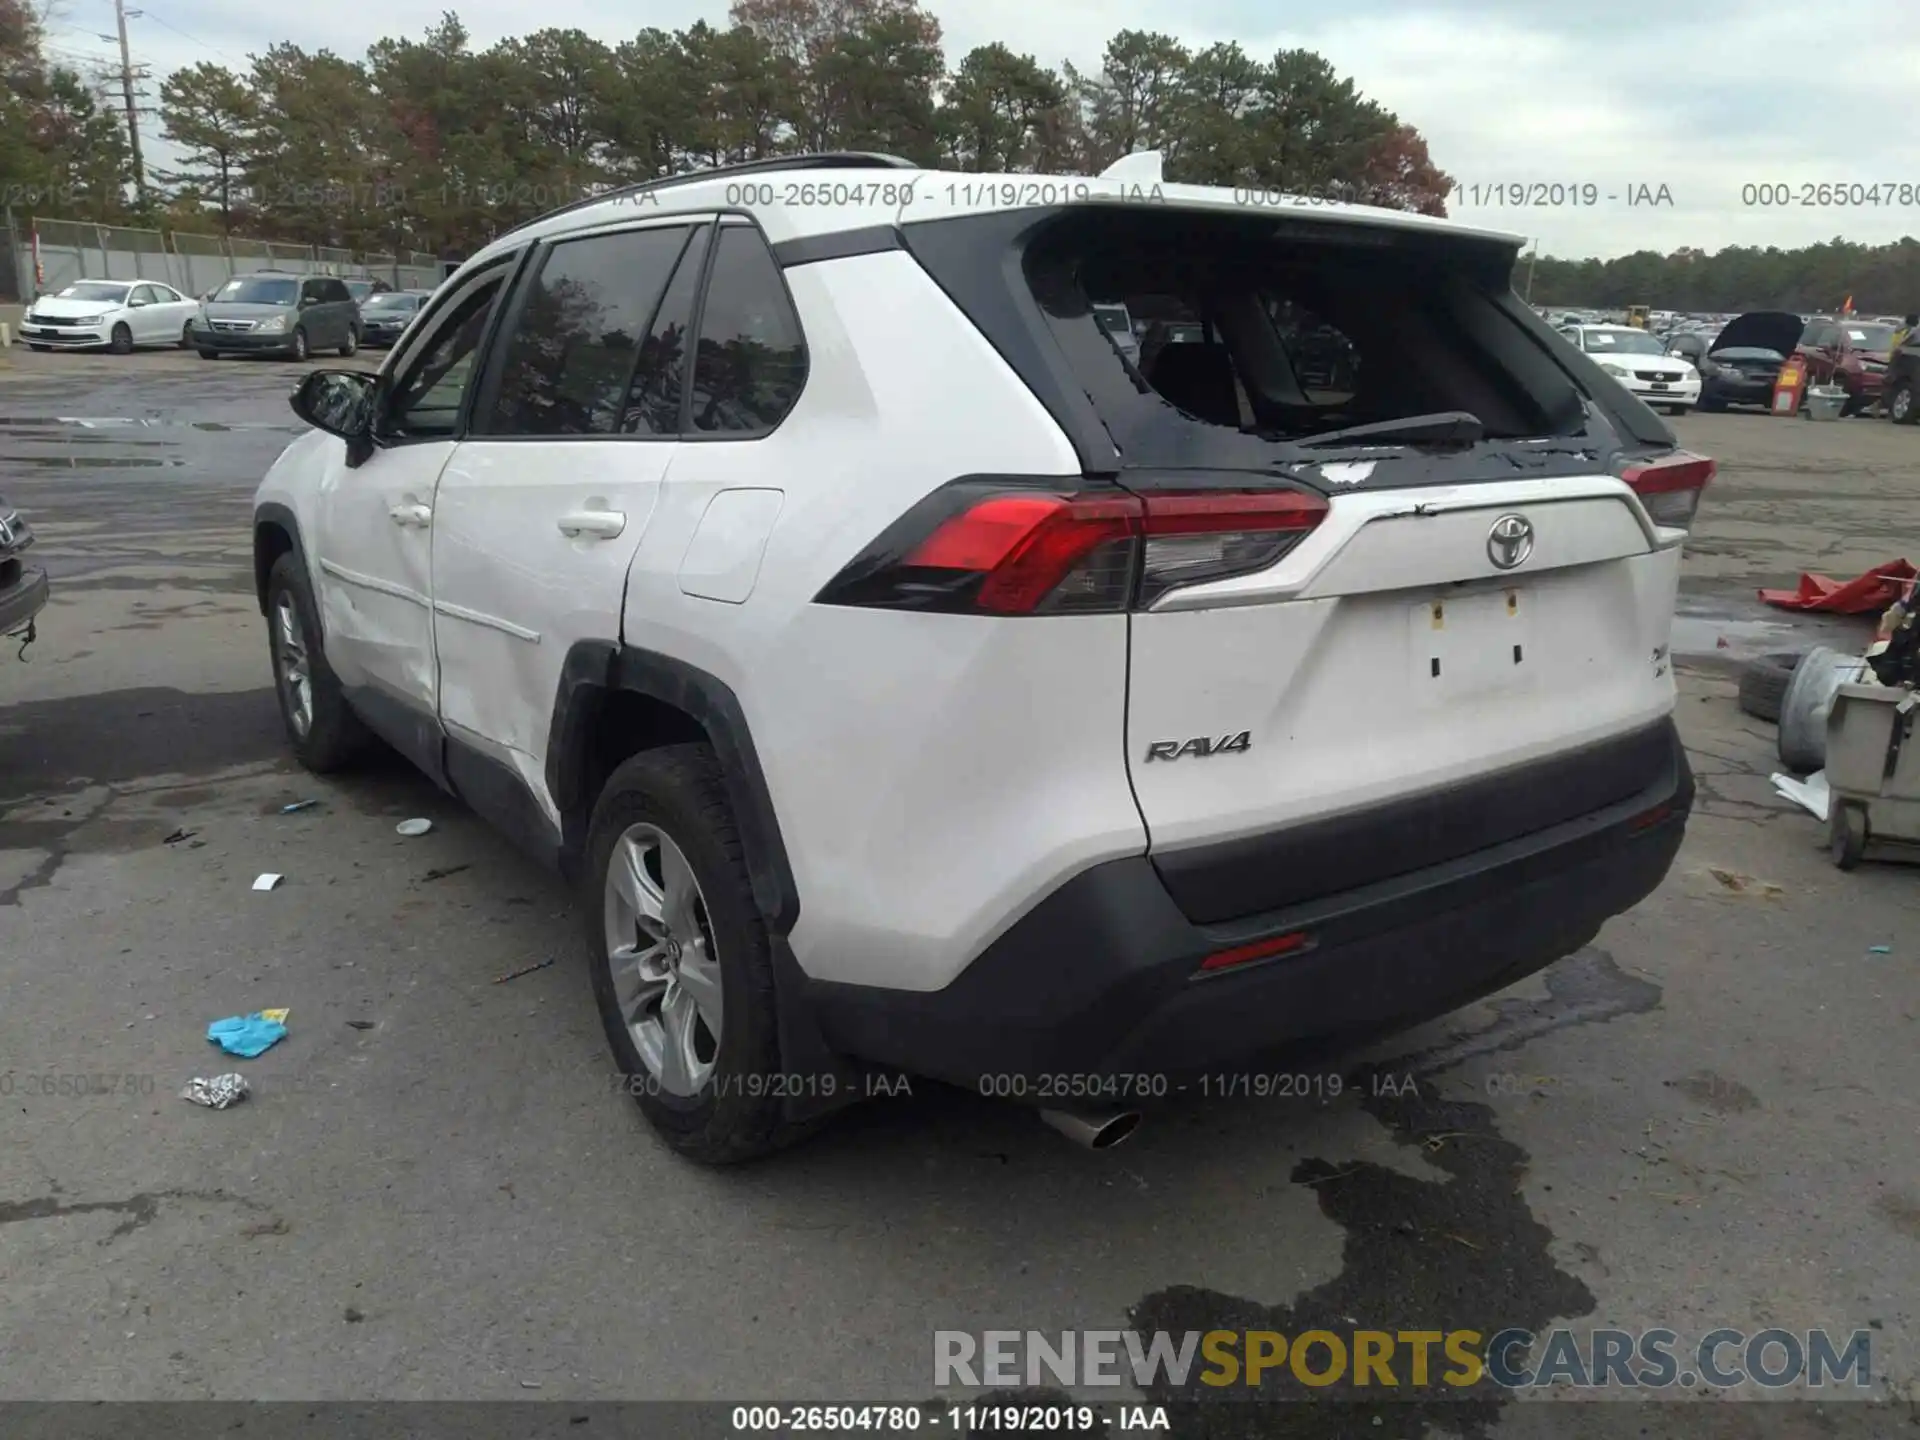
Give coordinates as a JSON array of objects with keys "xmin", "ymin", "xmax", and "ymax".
[{"xmin": 3, "ymin": 349, "xmax": 1919, "ymax": 1423}]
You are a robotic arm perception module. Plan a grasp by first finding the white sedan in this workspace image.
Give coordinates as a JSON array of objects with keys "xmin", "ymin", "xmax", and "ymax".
[
  {"xmin": 1557, "ymin": 324, "xmax": 1701, "ymax": 414},
  {"xmin": 19, "ymin": 279, "xmax": 202, "ymax": 355}
]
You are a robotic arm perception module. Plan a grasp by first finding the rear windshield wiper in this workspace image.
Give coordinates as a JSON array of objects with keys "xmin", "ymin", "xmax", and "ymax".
[{"xmin": 1284, "ymin": 411, "xmax": 1485, "ymax": 449}]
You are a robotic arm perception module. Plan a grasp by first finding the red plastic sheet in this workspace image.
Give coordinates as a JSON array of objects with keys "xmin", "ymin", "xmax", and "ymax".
[{"xmin": 1758, "ymin": 560, "xmax": 1917, "ymax": 614}]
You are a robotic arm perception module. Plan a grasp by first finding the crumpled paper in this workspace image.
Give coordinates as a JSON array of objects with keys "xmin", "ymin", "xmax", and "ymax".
[{"xmin": 181, "ymin": 1073, "xmax": 250, "ymax": 1109}]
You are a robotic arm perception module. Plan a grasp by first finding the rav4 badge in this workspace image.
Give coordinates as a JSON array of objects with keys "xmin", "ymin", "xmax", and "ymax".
[{"xmin": 1144, "ymin": 732, "xmax": 1252, "ymax": 761}]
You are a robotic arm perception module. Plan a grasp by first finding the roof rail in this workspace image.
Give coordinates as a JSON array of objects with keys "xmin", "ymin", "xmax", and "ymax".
[{"xmin": 498, "ymin": 151, "xmax": 920, "ymax": 240}]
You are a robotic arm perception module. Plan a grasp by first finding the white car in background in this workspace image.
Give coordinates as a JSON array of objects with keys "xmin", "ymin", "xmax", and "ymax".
[
  {"xmin": 1558, "ymin": 324, "xmax": 1701, "ymax": 415},
  {"xmin": 18, "ymin": 279, "xmax": 201, "ymax": 355}
]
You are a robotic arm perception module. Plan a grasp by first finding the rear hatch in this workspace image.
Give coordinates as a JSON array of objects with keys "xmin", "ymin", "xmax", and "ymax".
[{"xmin": 907, "ymin": 203, "xmax": 1706, "ymax": 925}]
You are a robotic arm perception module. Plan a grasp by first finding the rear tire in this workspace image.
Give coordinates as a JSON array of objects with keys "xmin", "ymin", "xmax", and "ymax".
[
  {"xmin": 264, "ymin": 552, "xmax": 372, "ymax": 773},
  {"xmin": 1889, "ymin": 379, "xmax": 1916, "ymax": 425},
  {"xmin": 340, "ymin": 326, "xmax": 358, "ymax": 358},
  {"xmin": 178, "ymin": 323, "xmax": 193, "ymax": 349},
  {"xmin": 1736, "ymin": 650, "xmax": 1802, "ymax": 723},
  {"xmin": 583, "ymin": 744, "xmax": 814, "ymax": 1164},
  {"xmin": 197, "ymin": 349, "xmax": 219, "ymax": 359},
  {"xmin": 109, "ymin": 323, "xmax": 133, "ymax": 356}
]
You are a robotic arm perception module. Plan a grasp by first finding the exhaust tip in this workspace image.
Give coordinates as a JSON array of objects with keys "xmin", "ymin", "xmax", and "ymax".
[{"xmin": 1039, "ymin": 1107, "xmax": 1143, "ymax": 1151}]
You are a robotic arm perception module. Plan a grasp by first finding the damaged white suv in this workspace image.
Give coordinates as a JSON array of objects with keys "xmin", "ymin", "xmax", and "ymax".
[{"xmin": 252, "ymin": 152, "xmax": 1706, "ymax": 1162}]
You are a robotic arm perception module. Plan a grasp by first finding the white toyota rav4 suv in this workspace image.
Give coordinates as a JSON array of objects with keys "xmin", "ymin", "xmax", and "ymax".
[{"xmin": 253, "ymin": 152, "xmax": 1706, "ymax": 1162}]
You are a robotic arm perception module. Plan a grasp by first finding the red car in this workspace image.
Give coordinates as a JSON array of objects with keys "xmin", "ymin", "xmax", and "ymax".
[{"xmin": 1797, "ymin": 318, "xmax": 1897, "ymax": 414}]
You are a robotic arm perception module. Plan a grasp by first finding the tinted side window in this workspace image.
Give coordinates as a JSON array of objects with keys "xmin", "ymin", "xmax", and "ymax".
[
  {"xmin": 384, "ymin": 273, "xmax": 508, "ymax": 440},
  {"xmin": 622, "ymin": 226, "xmax": 708, "ymax": 435},
  {"xmin": 485, "ymin": 226, "xmax": 691, "ymax": 438},
  {"xmin": 688, "ymin": 226, "xmax": 807, "ymax": 435},
  {"xmin": 328, "ymin": 280, "xmax": 352, "ymax": 303}
]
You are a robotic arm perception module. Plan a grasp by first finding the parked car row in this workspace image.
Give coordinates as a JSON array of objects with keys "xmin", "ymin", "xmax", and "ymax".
[{"xmin": 16, "ymin": 273, "xmax": 438, "ymax": 361}]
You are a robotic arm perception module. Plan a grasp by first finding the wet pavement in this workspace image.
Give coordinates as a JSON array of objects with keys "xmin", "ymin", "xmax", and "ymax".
[{"xmin": 3, "ymin": 350, "xmax": 1919, "ymax": 1422}]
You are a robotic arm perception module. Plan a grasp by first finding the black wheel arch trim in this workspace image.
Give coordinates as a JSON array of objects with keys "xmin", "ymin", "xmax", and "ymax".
[
  {"xmin": 548, "ymin": 640, "xmax": 800, "ymax": 934},
  {"xmin": 252, "ymin": 502, "xmax": 311, "ymax": 621}
]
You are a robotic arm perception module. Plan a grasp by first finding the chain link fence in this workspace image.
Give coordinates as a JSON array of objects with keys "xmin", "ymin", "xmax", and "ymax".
[{"xmin": 8, "ymin": 219, "xmax": 446, "ymax": 303}]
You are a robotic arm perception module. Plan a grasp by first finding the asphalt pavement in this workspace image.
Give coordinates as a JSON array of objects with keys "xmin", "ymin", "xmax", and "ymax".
[{"xmin": 2, "ymin": 349, "xmax": 1918, "ymax": 1427}]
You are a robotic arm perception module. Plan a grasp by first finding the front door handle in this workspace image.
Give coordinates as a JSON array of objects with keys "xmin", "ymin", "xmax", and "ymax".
[
  {"xmin": 388, "ymin": 502, "xmax": 432, "ymax": 528},
  {"xmin": 557, "ymin": 509, "xmax": 626, "ymax": 539}
]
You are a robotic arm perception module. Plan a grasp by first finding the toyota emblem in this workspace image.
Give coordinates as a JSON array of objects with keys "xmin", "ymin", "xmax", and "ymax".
[{"xmin": 1487, "ymin": 514, "xmax": 1533, "ymax": 570}]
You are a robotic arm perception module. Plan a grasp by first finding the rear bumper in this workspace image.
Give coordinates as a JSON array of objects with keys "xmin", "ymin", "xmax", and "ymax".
[
  {"xmin": 0, "ymin": 565, "xmax": 50, "ymax": 634},
  {"xmin": 809, "ymin": 720, "xmax": 1691, "ymax": 1090}
]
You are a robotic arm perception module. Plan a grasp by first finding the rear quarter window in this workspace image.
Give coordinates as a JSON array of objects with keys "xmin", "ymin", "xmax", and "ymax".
[{"xmin": 686, "ymin": 225, "xmax": 807, "ymax": 436}]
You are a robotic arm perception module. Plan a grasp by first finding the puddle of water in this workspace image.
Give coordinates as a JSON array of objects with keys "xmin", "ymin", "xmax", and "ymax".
[
  {"xmin": 15, "ymin": 456, "xmax": 179, "ymax": 469},
  {"xmin": 1672, "ymin": 602, "xmax": 1872, "ymax": 663}
]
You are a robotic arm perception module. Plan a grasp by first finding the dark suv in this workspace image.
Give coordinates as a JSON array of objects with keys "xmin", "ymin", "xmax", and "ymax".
[
  {"xmin": 1886, "ymin": 332, "xmax": 1918, "ymax": 425},
  {"xmin": 191, "ymin": 273, "xmax": 361, "ymax": 361}
]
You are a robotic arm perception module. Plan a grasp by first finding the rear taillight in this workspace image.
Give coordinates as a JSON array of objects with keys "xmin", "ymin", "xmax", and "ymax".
[
  {"xmin": 817, "ymin": 479, "xmax": 1328, "ymax": 615},
  {"xmin": 1621, "ymin": 451, "xmax": 1715, "ymax": 530}
]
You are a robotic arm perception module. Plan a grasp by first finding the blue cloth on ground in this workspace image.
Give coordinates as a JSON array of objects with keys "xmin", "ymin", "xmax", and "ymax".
[{"xmin": 206, "ymin": 1013, "xmax": 288, "ymax": 1058}]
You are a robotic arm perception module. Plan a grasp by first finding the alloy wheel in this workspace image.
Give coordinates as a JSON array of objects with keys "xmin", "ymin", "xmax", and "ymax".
[
  {"xmin": 273, "ymin": 591, "xmax": 313, "ymax": 737},
  {"xmin": 603, "ymin": 823, "xmax": 723, "ymax": 1097}
]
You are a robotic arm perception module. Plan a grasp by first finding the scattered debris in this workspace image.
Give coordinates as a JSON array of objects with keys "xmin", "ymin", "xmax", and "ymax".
[
  {"xmin": 162, "ymin": 829, "xmax": 196, "ymax": 845},
  {"xmin": 493, "ymin": 957, "xmax": 557, "ymax": 985},
  {"xmin": 520, "ymin": 1381, "xmax": 543, "ymax": 1390},
  {"xmin": 252, "ymin": 873, "xmax": 283, "ymax": 892},
  {"xmin": 1704, "ymin": 868, "xmax": 1785, "ymax": 898},
  {"xmin": 420, "ymin": 864, "xmax": 471, "ymax": 883},
  {"xmin": 1759, "ymin": 560, "xmax": 1917, "ymax": 614},
  {"xmin": 281, "ymin": 800, "xmax": 321, "ymax": 814},
  {"xmin": 346, "ymin": 1019, "xmax": 376, "ymax": 1030},
  {"xmin": 395, "ymin": 818, "xmax": 433, "ymax": 837},
  {"xmin": 1770, "ymin": 770, "xmax": 1830, "ymax": 821},
  {"xmin": 343, "ymin": 1307, "xmax": 365, "ymax": 1323},
  {"xmin": 241, "ymin": 1217, "xmax": 291, "ymax": 1238},
  {"xmin": 181, "ymin": 1074, "xmax": 249, "ymax": 1109},
  {"xmin": 207, "ymin": 1010, "xmax": 290, "ymax": 1058},
  {"xmin": 1870, "ymin": 945, "xmax": 1893, "ymax": 955}
]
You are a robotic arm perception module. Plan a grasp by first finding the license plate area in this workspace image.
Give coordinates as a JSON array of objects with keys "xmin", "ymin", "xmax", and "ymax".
[
  {"xmin": 1651, "ymin": 382, "xmax": 1670, "ymax": 391},
  {"xmin": 1411, "ymin": 587, "xmax": 1534, "ymax": 704}
]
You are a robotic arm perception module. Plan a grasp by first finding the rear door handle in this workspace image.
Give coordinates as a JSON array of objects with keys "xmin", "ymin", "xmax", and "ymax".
[
  {"xmin": 557, "ymin": 509, "xmax": 626, "ymax": 539},
  {"xmin": 388, "ymin": 502, "xmax": 432, "ymax": 528}
]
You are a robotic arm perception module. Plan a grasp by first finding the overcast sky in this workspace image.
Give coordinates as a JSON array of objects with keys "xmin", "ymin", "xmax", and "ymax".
[{"xmin": 40, "ymin": 0, "xmax": 1920, "ymax": 260}]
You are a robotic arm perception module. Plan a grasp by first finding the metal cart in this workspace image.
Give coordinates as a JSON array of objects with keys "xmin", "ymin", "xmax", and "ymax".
[{"xmin": 1824, "ymin": 680, "xmax": 1920, "ymax": 868}]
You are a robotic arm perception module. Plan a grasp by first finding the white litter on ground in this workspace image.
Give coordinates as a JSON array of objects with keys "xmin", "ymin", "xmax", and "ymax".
[
  {"xmin": 252, "ymin": 873, "xmax": 284, "ymax": 891},
  {"xmin": 1771, "ymin": 770, "xmax": 1830, "ymax": 822},
  {"xmin": 395, "ymin": 818, "xmax": 433, "ymax": 837}
]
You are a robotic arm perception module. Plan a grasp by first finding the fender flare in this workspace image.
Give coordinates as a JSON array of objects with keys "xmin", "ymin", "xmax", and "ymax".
[
  {"xmin": 252, "ymin": 502, "xmax": 312, "ymax": 621},
  {"xmin": 546, "ymin": 640, "xmax": 800, "ymax": 934}
]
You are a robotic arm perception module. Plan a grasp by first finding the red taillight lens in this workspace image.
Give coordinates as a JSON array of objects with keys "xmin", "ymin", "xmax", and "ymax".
[
  {"xmin": 1138, "ymin": 490, "xmax": 1328, "ymax": 607},
  {"xmin": 1621, "ymin": 451, "xmax": 1715, "ymax": 530},
  {"xmin": 817, "ymin": 479, "xmax": 1328, "ymax": 615}
]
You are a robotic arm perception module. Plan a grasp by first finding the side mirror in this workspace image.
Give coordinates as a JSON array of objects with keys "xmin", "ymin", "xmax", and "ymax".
[{"xmin": 291, "ymin": 370, "xmax": 376, "ymax": 449}]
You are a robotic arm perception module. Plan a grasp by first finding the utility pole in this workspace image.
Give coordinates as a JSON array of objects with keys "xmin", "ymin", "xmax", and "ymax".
[{"xmin": 110, "ymin": 0, "xmax": 148, "ymax": 205}]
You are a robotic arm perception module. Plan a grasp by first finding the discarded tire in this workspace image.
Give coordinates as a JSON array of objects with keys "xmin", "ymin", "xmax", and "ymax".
[
  {"xmin": 1736, "ymin": 650, "xmax": 1803, "ymax": 723},
  {"xmin": 1778, "ymin": 645, "xmax": 1868, "ymax": 774}
]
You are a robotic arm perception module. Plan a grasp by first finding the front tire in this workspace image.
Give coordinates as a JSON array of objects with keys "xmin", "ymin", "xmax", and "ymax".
[
  {"xmin": 264, "ymin": 552, "xmax": 371, "ymax": 772},
  {"xmin": 109, "ymin": 323, "xmax": 133, "ymax": 356},
  {"xmin": 197, "ymin": 349, "xmax": 219, "ymax": 359},
  {"xmin": 340, "ymin": 326, "xmax": 358, "ymax": 358},
  {"xmin": 583, "ymin": 744, "xmax": 807, "ymax": 1164},
  {"xmin": 178, "ymin": 323, "xmax": 193, "ymax": 349},
  {"xmin": 289, "ymin": 327, "xmax": 309, "ymax": 362},
  {"xmin": 1888, "ymin": 379, "xmax": 1916, "ymax": 425},
  {"xmin": 28, "ymin": 343, "xmax": 50, "ymax": 352}
]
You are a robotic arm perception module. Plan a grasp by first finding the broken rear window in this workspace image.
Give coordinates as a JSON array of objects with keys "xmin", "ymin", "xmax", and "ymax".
[{"xmin": 1022, "ymin": 208, "xmax": 1587, "ymax": 467}]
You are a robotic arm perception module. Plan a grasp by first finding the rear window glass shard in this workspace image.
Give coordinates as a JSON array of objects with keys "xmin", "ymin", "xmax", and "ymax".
[{"xmin": 1017, "ymin": 207, "xmax": 1592, "ymax": 475}]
